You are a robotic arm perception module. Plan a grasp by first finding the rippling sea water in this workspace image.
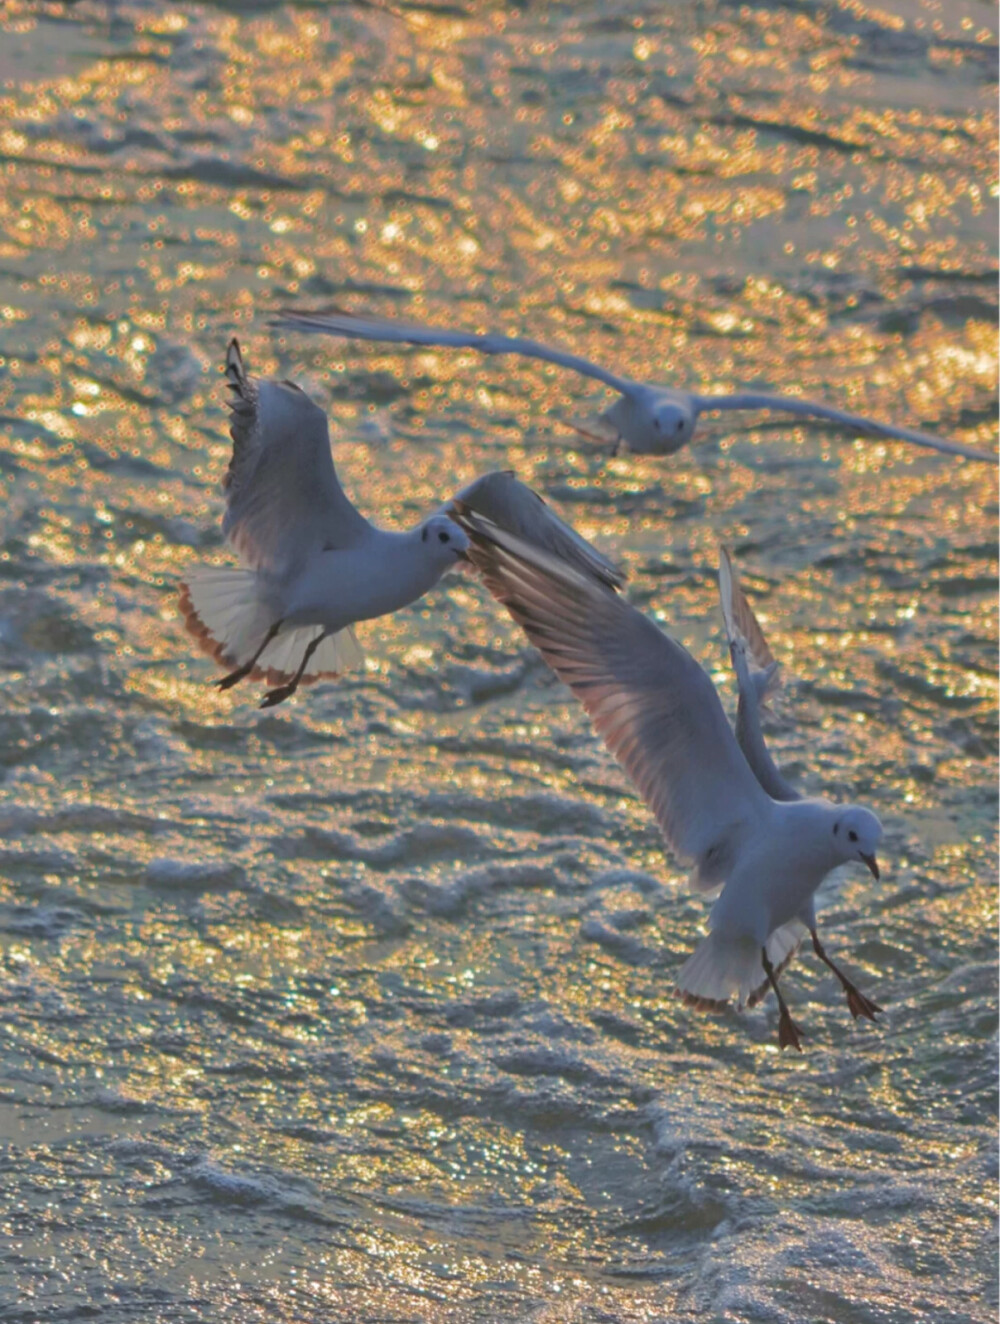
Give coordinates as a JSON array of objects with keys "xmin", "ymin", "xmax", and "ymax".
[{"xmin": 0, "ymin": 2, "xmax": 996, "ymax": 1320}]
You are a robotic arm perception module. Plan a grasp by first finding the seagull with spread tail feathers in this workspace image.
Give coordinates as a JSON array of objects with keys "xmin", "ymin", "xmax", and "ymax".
[{"xmin": 180, "ymin": 341, "xmax": 623, "ymax": 707}]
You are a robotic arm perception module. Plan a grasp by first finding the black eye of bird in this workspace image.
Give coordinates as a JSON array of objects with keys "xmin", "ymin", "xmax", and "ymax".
[
  {"xmin": 438, "ymin": 530, "xmax": 449, "ymax": 543},
  {"xmin": 848, "ymin": 830, "xmax": 858, "ymax": 843}
]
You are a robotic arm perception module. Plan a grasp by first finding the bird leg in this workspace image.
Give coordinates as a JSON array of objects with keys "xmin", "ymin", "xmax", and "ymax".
[
  {"xmin": 216, "ymin": 620, "xmax": 283, "ymax": 691},
  {"xmin": 761, "ymin": 947, "xmax": 803, "ymax": 1052},
  {"xmin": 259, "ymin": 630, "xmax": 326, "ymax": 708},
  {"xmin": 810, "ymin": 928, "xmax": 882, "ymax": 1022}
]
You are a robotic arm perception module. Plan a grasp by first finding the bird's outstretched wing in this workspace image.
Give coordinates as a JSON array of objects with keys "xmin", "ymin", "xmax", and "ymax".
[
  {"xmin": 222, "ymin": 339, "xmax": 372, "ymax": 573},
  {"xmin": 272, "ymin": 308, "xmax": 634, "ymax": 394},
  {"xmin": 465, "ymin": 517, "xmax": 769, "ymax": 876},
  {"xmin": 448, "ymin": 470, "xmax": 624, "ymax": 591},
  {"xmin": 270, "ymin": 308, "xmax": 998, "ymax": 461},
  {"xmin": 718, "ymin": 548, "xmax": 798, "ymax": 804},
  {"xmin": 693, "ymin": 390, "xmax": 996, "ymax": 463}
]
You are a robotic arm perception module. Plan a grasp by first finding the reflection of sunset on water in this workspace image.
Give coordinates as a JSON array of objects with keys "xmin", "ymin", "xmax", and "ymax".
[{"xmin": 0, "ymin": 1, "xmax": 995, "ymax": 1319}]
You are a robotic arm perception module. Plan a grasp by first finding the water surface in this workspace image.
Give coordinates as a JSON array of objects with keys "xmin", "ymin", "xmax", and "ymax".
[{"xmin": 0, "ymin": 2, "xmax": 996, "ymax": 1320}]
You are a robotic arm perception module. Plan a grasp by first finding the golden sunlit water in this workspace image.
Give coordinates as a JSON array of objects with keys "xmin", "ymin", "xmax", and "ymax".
[{"xmin": 0, "ymin": 2, "xmax": 996, "ymax": 1321}]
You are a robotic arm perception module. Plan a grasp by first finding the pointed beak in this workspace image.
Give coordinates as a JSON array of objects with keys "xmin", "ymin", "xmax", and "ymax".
[{"xmin": 860, "ymin": 852, "xmax": 879, "ymax": 881}]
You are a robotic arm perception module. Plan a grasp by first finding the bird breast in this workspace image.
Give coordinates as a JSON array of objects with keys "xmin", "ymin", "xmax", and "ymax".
[
  {"xmin": 280, "ymin": 535, "xmax": 445, "ymax": 630},
  {"xmin": 712, "ymin": 800, "xmax": 842, "ymax": 941}
]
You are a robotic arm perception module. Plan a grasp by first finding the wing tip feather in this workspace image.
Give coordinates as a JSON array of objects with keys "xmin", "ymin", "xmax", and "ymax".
[{"xmin": 225, "ymin": 337, "xmax": 245, "ymax": 385}]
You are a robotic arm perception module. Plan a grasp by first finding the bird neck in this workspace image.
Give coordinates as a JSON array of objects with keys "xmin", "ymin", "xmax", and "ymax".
[{"xmin": 773, "ymin": 798, "xmax": 843, "ymax": 874}]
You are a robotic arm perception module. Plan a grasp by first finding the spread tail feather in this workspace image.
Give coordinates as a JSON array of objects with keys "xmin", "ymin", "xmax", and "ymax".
[
  {"xmin": 179, "ymin": 568, "xmax": 364, "ymax": 686},
  {"xmin": 677, "ymin": 920, "xmax": 805, "ymax": 1011}
]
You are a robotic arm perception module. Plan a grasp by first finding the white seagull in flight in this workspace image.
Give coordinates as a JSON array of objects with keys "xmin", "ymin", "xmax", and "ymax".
[
  {"xmin": 180, "ymin": 341, "xmax": 622, "ymax": 707},
  {"xmin": 458, "ymin": 517, "xmax": 885, "ymax": 1051},
  {"xmin": 272, "ymin": 307, "xmax": 996, "ymax": 464}
]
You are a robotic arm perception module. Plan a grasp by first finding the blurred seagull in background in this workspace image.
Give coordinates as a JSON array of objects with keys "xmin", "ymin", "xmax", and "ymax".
[
  {"xmin": 459, "ymin": 519, "xmax": 884, "ymax": 1050},
  {"xmin": 272, "ymin": 307, "xmax": 996, "ymax": 464},
  {"xmin": 180, "ymin": 341, "xmax": 622, "ymax": 707}
]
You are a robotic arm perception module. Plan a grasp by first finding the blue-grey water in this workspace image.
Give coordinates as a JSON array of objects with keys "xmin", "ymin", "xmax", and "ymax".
[{"xmin": 0, "ymin": 2, "xmax": 996, "ymax": 1321}]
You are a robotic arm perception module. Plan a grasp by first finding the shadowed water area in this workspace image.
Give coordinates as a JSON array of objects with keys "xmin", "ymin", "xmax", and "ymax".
[{"xmin": 0, "ymin": 1, "xmax": 996, "ymax": 1320}]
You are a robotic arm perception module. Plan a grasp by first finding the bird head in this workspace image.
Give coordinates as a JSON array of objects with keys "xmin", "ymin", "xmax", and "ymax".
[
  {"xmin": 832, "ymin": 806, "xmax": 883, "ymax": 879},
  {"xmin": 648, "ymin": 397, "xmax": 694, "ymax": 453},
  {"xmin": 602, "ymin": 390, "xmax": 696, "ymax": 455},
  {"xmin": 419, "ymin": 514, "xmax": 470, "ymax": 563}
]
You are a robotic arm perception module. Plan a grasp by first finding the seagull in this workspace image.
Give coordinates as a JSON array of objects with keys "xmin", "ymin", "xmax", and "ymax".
[
  {"xmin": 458, "ymin": 516, "xmax": 884, "ymax": 1050},
  {"xmin": 180, "ymin": 341, "xmax": 622, "ymax": 707},
  {"xmin": 272, "ymin": 307, "xmax": 996, "ymax": 464}
]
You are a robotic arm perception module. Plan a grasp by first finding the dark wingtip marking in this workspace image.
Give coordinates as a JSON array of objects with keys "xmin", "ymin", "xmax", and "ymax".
[
  {"xmin": 225, "ymin": 337, "xmax": 244, "ymax": 380},
  {"xmin": 675, "ymin": 988, "xmax": 732, "ymax": 1013}
]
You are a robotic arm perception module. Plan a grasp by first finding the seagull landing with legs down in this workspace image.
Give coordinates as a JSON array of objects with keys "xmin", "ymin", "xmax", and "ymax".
[
  {"xmin": 180, "ymin": 341, "xmax": 624, "ymax": 707},
  {"xmin": 272, "ymin": 307, "xmax": 997, "ymax": 464},
  {"xmin": 458, "ymin": 518, "xmax": 885, "ymax": 1051},
  {"xmin": 179, "ymin": 340, "xmax": 470, "ymax": 708}
]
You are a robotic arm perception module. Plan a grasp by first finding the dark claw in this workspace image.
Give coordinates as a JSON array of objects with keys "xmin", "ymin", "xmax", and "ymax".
[
  {"xmin": 213, "ymin": 621, "xmax": 283, "ymax": 697},
  {"xmin": 761, "ymin": 943, "xmax": 803, "ymax": 1051},
  {"xmin": 259, "ymin": 685, "xmax": 295, "ymax": 708},
  {"xmin": 844, "ymin": 983, "xmax": 882, "ymax": 1022},
  {"xmin": 216, "ymin": 670, "xmax": 248, "ymax": 691},
  {"xmin": 778, "ymin": 1009, "xmax": 804, "ymax": 1052},
  {"xmin": 810, "ymin": 928, "xmax": 883, "ymax": 1029}
]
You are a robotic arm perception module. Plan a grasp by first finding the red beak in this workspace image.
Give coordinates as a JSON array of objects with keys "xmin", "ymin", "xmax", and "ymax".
[{"xmin": 860, "ymin": 852, "xmax": 879, "ymax": 881}]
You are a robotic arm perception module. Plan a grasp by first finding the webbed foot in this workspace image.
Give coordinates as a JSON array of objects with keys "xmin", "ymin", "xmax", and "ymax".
[
  {"xmin": 843, "ymin": 981, "xmax": 882, "ymax": 1022},
  {"xmin": 216, "ymin": 666, "xmax": 251, "ymax": 691},
  {"xmin": 259, "ymin": 683, "xmax": 297, "ymax": 708},
  {"xmin": 778, "ymin": 1007, "xmax": 804, "ymax": 1052}
]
